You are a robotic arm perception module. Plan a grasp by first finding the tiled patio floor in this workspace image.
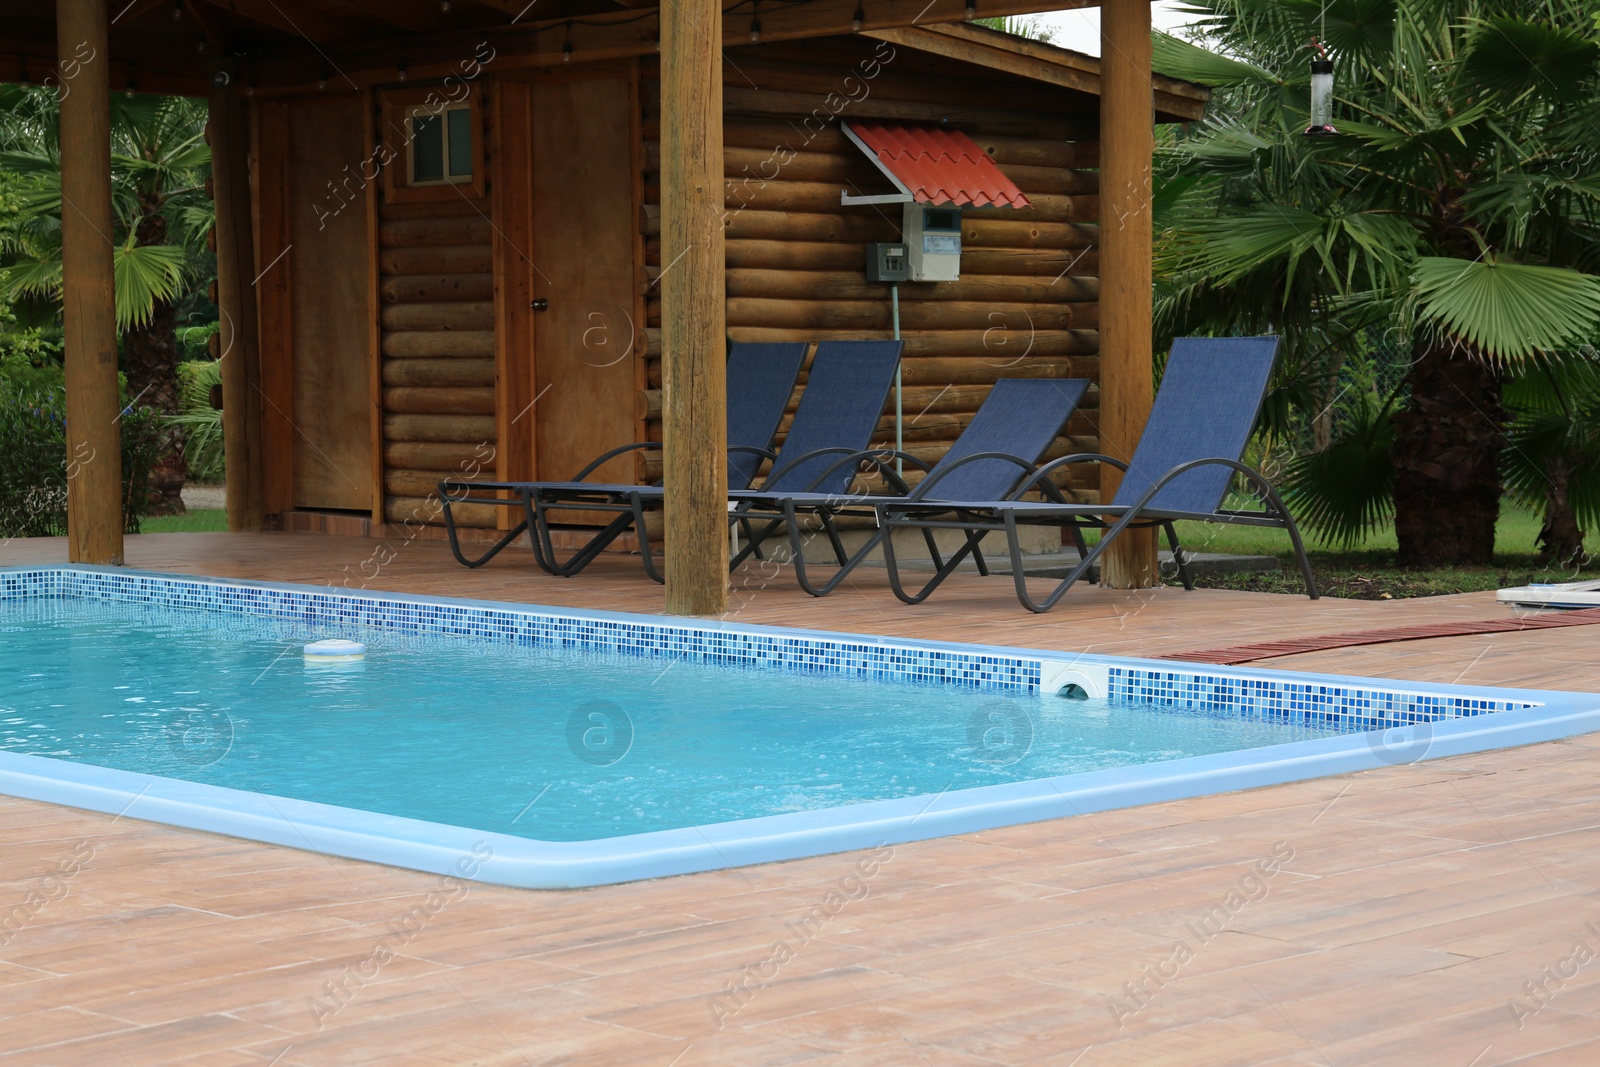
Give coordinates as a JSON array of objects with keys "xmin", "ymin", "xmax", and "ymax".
[{"xmin": 2, "ymin": 532, "xmax": 1598, "ymax": 1065}]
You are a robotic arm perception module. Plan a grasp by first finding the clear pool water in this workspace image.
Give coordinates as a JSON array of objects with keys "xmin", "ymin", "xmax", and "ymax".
[{"xmin": 0, "ymin": 600, "xmax": 1346, "ymax": 842}]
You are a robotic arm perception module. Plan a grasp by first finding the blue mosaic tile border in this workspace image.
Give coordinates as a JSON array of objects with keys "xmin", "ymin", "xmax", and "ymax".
[
  {"xmin": 1106, "ymin": 665, "xmax": 1539, "ymax": 732},
  {"xmin": 1, "ymin": 567, "xmax": 1547, "ymax": 729},
  {"xmin": 0, "ymin": 568, "xmax": 1039, "ymax": 692}
]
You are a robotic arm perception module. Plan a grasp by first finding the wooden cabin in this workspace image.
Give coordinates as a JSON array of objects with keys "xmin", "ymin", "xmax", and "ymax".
[{"xmin": 4, "ymin": 1, "xmax": 1205, "ymax": 615}]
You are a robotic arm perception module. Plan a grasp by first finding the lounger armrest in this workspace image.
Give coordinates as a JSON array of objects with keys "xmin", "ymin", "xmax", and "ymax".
[
  {"xmin": 908, "ymin": 451, "xmax": 1038, "ymax": 501},
  {"xmin": 802, "ymin": 448, "xmax": 931, "ymax": 495},
  {"xmin": 437, "ymin": 479, "xmax": 519, "ymax": 503},
  {"xmin": 572, "ymin": 441, "xmax": 663, "ymax": 483},
  {"xmin": 1120, "ymin": 457, "xmax": 1280, "ymax": 519},
  {"xmin": 1011, "ymin": 453, "xmax": 1128, "ymax": 500}
]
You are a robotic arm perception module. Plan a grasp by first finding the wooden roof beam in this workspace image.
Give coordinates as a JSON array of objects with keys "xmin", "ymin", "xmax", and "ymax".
[
  {"xmin": 328, "ymin": 0, "xmax": 443, "ymax": 33},
  {"xmin": 739, "ymin": 0, "xmax": 1100, "ymax": 43},
  {"xmin": 243, "ymin": 0, "xmax": 1104, "ymax": 89},
  {"xmin": 871, "ymin": 22, "xmax": 1208, "ymax": 120},
  {"xmin": 460, "ymin": 0, "xmax": 539, "ymax": 19},
  {"xmin": 182, "ymin": 0, "xmax": 229, "ymax": 52},
  {"xmin": 110, "ymin": 0, "xmax": 178, "ymax": 26},
  {"xmin": 194, "ymin": 0, "xmax": 343, "ymax": 45}
]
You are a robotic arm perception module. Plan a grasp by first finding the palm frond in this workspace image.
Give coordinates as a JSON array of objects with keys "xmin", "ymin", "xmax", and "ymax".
[
  {"xmin": 1152, "ymin": 31, "xmax": 1279, "ymax": 88},
  {"xmin": 1502, "ymin": 358, "xmax": 1600, "ymax": 533},
  {"xmin": 0, "ymin": 149, "xmax": 60, "ymax": 175},
  {"xmin": 1279, "ymin": 0, "xmax": 1397, "ymax": 62},
  {"xmin": 1409, "ymin": 256, "xmax": 1600, "ymax": 364},
  {"xmin": 1280, "ymin": 388, "xmax": 1397, "ymax": 546},
  {"xmin": 0, "ymin": 257, "xmax": 63, "ymax": 304},
  {"xmin": 112, "ymin": 242, "xmax": 188, "ymax": 330},
  {"xmin": 1459, "ymin": 15, "xmax": 1600, "ymax": 104}
]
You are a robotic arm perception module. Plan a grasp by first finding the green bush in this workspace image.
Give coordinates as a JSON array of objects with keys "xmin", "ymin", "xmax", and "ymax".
[
  {"xmin": 0, "ymin": 383, "xmax": 164, "ymax": 539},
  {"xmin": 175, "ymin": 322, "xmax": 219, "ymax": 362},
  {"xmin": 0, "ymin": 325, "xmax": 65, "ymax": 396},
  {"xmin": 0, "ymin": 386, "xmax": 68, "ymax": 537},
  {"xmin": 171, "ymin": 358, "xmax": 224, "ymax": 483}
]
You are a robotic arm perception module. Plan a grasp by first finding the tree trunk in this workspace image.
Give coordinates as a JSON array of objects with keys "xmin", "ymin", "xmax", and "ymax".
[
  {"xmin": 1391, "ymin": 338, "xmax": 1502, "ymax": 566},
  {"xmin": 121, "ymin": 210, "xmax": 186, "ymax": 515},
  {"xmin": 1537, "ymin": 452, "xmax": 1585, "ymax": 567}
]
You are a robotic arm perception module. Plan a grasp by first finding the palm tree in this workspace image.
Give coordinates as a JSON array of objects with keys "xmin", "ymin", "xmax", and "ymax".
[
  {"xmin": 1154, "ymin": 0, "xmax": 1600, "ymax": 567},
  {"xmin": 1502, "ymin": 357, "xmax": 1600, "ymax": 566},
  {"xmin": 0, "ymin": 89, "xmax": 212, "ymax": 514}
]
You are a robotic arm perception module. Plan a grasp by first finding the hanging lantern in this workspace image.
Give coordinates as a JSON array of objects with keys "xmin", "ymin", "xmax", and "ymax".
[{"xmin": 1304, "ymin": 48, "xmax": 1337, "ymax": 137}]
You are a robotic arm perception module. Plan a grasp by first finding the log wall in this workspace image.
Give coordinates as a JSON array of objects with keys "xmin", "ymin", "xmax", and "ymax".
[
  {"xmin": 639, "ymin": 36, "xmax": 1105, "ymax": 500},
  {"xmin": 377, "ymin": 195, "xmax": 500, "ymax": 528},
  {"xmin": 375, "ymin": 40, "xmax": 1112, "ymax": 531}
]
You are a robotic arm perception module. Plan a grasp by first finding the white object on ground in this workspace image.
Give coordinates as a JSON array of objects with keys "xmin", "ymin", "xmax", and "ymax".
[{"xmin": 1496, "ymin": 579, "xmax": 1600, "ymax": 609}]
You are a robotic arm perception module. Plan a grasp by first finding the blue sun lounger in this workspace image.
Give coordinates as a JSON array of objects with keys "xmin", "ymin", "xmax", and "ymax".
[
  {"xmin": 575, "ymin": 339, "xmax": 903, "ymax": 582},
  {"xmin": 877, "ymin": 336, "xmax": 1319, "ymax": 612},
  {"xmin": 438, "ymin": 340, "xmax": 807, "ymax": 571},
  {"xmin": 727, "ymin": 377, "xmax": 1091, "ymax": 596},
  {"xmin": 450, "ymin": 340, "xmax": 902, "ymax": 581}
]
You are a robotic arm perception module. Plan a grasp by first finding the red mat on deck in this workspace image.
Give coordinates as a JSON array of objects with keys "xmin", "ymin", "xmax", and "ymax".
[{"xmin": 1169, "ymin": 605, "xmax": 1600, "ymax": 665}]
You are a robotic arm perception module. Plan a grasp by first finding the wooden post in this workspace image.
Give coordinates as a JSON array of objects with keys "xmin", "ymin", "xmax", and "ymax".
[
  {"xmin": 208, "ymin": 62, "xmax": 267, "ymax": 531},
  {"xmin": 660, "ymin": 0, "xmax": 728, "ymax": 615},
  {"xmin": 1097, "ymin": 0, "xmax": 1157, "ymax": 588},
  {"xmin": 57, "ymin": 0, "xmax": 123, "ymax": 564}
]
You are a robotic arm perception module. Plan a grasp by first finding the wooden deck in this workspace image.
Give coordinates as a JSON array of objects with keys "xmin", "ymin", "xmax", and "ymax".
[{"xmin": 3, "ymin": 531, "xmax": 1599, "ymax": 1065}]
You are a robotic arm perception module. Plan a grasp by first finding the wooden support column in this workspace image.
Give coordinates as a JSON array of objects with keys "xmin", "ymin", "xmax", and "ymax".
[
  {"xmin": 57, "ymin": 0, "xmax": 123, "ymax": 564},
  {"xmin": 1097, "ymin": 0, "xmax": 1157, "ymax": 588},
  {"xmin": 208, "ymin": 63, "xmax": 267, "ymax": 531},
  {"xmin": 660, "ymin": 0, "xmax": 728, "ymax": 615}
]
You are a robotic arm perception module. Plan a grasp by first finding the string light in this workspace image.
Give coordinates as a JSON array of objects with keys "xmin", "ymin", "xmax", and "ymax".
[
  {"xmin": 172, "ymin": 1, "xmax": 182, "ymax": 19},
  {"xmin": 316, "ymin": 70, "xmax": 328, "ymax": 90},
  {"xmin": 18, "ymin": 56, "xmax": 31, "ymax": 88},
  {"xmin": 440, "ymin": 0, "xmax": 451, "ymax": 10},
  {"xmin": 397, "ymin": 60, "xmax": 408, "ymax": 81},
  {"xmin": 965, "ymin": 0, "xmax": 976, "ymax": 21},
  {"xmin": 563, "ymin": 22, "xmax": 573, "ymax": 62},
  {"xmin": 851, "ymin": 3, "xmax": 864, "ymax": 32},
  {"xmin": 749, "ymin": 0, "xmax": 762, "ymax": 43}
]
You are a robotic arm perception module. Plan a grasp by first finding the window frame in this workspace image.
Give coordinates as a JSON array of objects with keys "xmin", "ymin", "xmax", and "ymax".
[{"xmin": 380, "ymin": 84, "xmax": 486, "ymax": 205}]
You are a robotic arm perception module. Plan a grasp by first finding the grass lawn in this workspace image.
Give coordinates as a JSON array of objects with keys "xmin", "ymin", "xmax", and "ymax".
[
  {"xmin": 1161, "ymin": 505, "xmax": 1593, "ymax": 599},
  {"xmin": 139, "ymin": 508, "xmax": 228, "ymax": 534}
]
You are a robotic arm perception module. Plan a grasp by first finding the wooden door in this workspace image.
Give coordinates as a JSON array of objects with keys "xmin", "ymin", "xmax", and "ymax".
[
  {"xmin": 527, "ymin": 76, "xmax": 637, "ymax": 484},
  {"xmin": 285, "ymin": 96, "xmax": 375, "ymax": 511}
]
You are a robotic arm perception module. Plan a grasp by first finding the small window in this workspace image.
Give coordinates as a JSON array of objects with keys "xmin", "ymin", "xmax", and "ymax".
[
  {"xmin": 382, "ymin": 86, "xmax": 484, "ymax": 204},
  {"xmin": 407, "ymin": 103, "xmax": 473, "ymax": 186}
]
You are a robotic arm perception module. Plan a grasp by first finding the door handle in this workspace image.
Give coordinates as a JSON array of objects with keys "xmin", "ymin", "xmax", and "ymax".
[{"xmin": 530, "ymin": 298, "xmax": 549, "ymax": 311}]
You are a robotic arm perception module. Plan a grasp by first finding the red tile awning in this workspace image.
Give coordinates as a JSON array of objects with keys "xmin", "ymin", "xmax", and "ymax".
[{"xmin": 844, "ymin": 123, "xmax": 1029, "ymax": 209}]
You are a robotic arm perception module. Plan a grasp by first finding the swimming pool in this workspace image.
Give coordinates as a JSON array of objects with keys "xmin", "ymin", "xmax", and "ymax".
[{"xmin": 3, "ymin": 566, "xmax": 1596, "ymax": 888}]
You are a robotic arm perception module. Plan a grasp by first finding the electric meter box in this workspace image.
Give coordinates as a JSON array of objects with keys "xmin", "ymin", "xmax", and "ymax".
[
  {"xmin": 866, "ymin": 242, "xmax": 908, "ymax": 282},
  {"xmin": 903, "ymin": 203, "xmax": 962, "ymax": 282}
]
